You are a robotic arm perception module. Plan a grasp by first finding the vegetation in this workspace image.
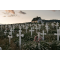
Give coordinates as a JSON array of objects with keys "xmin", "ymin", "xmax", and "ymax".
[{"xmin": 0, "ymin": 22, "xmax": 60, "ymax": 50}]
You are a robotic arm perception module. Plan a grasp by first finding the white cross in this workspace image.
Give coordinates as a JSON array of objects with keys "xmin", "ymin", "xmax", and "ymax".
[
  {"xmin": 45, "ymin": 25, "xmax": 49, "ymax": 33},
  {"xmin": 55, "ymin": 22, "xmax": 59, "ymax": 29},
  {"xmin": 54, "ymin": 21, "xmax": 56, "ymax": 23},
  {"xmin": 8, "ymin": 35, "xmax": 12, "ymax": 44},
  {"xmin": 54, "ymin": 29, "xmax": 60, "ymax": 41},
  {"xmin": 30, "ymin": 24, "xmax": 31, "ymax": 27},
  {"xmin": 5, "ymin": 25, "xmax": 7, "ymax": 31},
  {"xmin": 45, "ymin": 23, "xmax": 48, "ymax": 26},
  {"xmin": 22, "ymin": 25, "xmax": 24, "ymax": 29},
  {"xmin": 0, "ymin": 47, "xmax": 2, "ymax": 50},
  {"xmin": 41, "ymin": 23, "xmax": 44, "ymax": 26},
  {"xmin": 51, "ymin": 23, "xmax": 54, "ymax": 28},
  {"xmin": 16, "ymin": 30, "xmax": 24, "ymax": 49},
  {"xmin": 9, "ymin": 25, "xmax": 11, "ymax": 29},
  {"xmin": 4, "ymin": 30, "xmax": 7, "ymax": 35},
  {"xmin": 32, "ymin": 26, "xmax": 35, "ymax": 29},
  {"xmin": 1, "ymin": 25, "xmax": 2, "ymax": 31},
  {"xmin": 37, "ymin": 32, "xmax": 40, "ymax": 49},
  {"xmin": 29, "ymin": 28, "xmax": 34, "ymax": 36},
  {"xmin": 10, "ymin": 28, "xmax": 14, "ymax": 33},
  {"xmin": 40, "ymin": 30, "xmax": 46, "ymax": 40},
  {"xmin": 35, "ymin": 25, "xmax": 38, "ymax": 33},
  {"xmin": 5, "ymin": 25, "xmax": 7, "ymax": 28},
  {"xmin": 25, "ymin": 26, "xmax": 28, "ymax": 33},
  {"xmin": 37, "ymin": 32, "xmax": 40, "ymax": 41},
  {"xmin": 19, "ymin": 25, "xmax": 21, "ymax": 30},
  {"xmin": 59, "ymin": 27, "xmax": 60, "ymax": 29},
  {"xmin": 13, "ymin": 25, "xmax": 15, "ymax": 30},
  {"xmin": 9, "ymin": 31, "xmax": 12, "ymax": 36},
  {"xmin": 38, "ymin": 24, "xmax": 41, "ymax": 31}
]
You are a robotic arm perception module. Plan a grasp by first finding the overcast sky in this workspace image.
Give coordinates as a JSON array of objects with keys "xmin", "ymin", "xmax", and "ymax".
[{"xmin": 0, "ymin": 10, "xmax": 60, "ymax": 24}]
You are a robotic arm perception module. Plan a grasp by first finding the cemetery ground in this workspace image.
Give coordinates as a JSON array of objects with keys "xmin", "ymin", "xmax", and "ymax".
[{"xmin": 0, "ymin": 22, "xmax": 60, "ymax": 50}]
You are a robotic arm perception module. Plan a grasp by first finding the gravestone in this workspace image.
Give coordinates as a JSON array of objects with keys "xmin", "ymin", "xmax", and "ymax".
[
  {"xmin": 16, "ymin": 30, "xmax": 24, "ymax": 49},
  {"xmin": 22, "ymin": 25, "xmax": 24, "ymax": 29},
  {"xmin": 45, "ymin": 25, "xmax": 49, "ymax": 33},
  {"xmin": 10, "ymin": 28, "xmax": 14, "ymax": 33},
  {"xmin": 40, "ymin": 30, "xmax": 46, "ymax": 40},
  {"xmin": 41, "ymin": 23, "xmax": 44, "ymax": 26},
  {"xmin": 29, "ymin": 27, "xmax": 34, "ymax": 36},
  {"xmin": 37, "ymin": 32, "xmax": 40, "ymax": 49},
  {"xmin": 25, "ymin": 26, "xmax": 28, "ymax": 33},
  {"xmin": 13, "ymin": 25, "xmax": 15, "ymax": 31},
  {"xmin": 51, "ymin": 23, "xmax": 55, "ymax": 28},
  {"xmin": 0, "ymin": 47, "xmax": 2, "ymax": 50},
  {"xmin": 35, "ymin": 25, "xmax": 39, "ymax": 33},
  {"xmin": 54, "ymin": 29, "xmax": 60, "ymax": 41},
  {"xmin": 9, "ymin": 31, "xmax": 12, "ymax": 36},
  {"xmin": 59, "ymin": 27, "xmax": 60, "ymax": 29},
  {"xmin": 55, "ymin": 22, "xmax": 59, "ymax": 29},
  {"xmin": 32, "ymin": 26, "xmax": 35, "ymax": 29},
  {"xmin": 8, "ymin": 35, "xmax": 13, "ymax": 44},
  {"xmin": 38, "ymin": 24, "xmax": 41, "ymax": 31},
  {"xmin": 4, "ymin": 30, "xmax": 7, "ymax": 35},
  {"xmin": 1, "ymin": 25, "xmax": 2, "ymax": 31},
  {"xmin": 19, "ymin": 25, "xmax": 21, "ymax": 30}
]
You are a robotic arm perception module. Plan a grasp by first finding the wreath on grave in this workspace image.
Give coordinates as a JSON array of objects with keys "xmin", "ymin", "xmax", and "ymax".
[{"xmin": 34, "ymin": 35, "xmax": 42, "ymax": 43}]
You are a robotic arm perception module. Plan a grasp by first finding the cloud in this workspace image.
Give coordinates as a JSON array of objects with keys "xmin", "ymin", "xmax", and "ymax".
[
  {"xmin": 2, "ymin": 10, "xmax": 26, "ymax": 17},
  {"xmin": 3, "ymin": 10, "xmax": 16, "ymax": 17},
  {"xmin": 5, "ymin": 10, "xmax": 15, "ymax": 14},
  {"xmin": 19, "ymin": 11, "xmax": 26, "ymax": 14}
]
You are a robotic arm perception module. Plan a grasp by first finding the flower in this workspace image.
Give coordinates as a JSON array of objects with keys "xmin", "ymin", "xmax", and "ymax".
[{"xmin": 34, "ymin": 35, "xmax": 42, "ymax": 43}]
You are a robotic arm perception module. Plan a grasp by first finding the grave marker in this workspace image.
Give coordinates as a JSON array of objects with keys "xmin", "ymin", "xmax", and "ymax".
[
  {"xmin": 29, "ymin": 28, "xmax": 34, "ymax": 36},
  {"xmin": 45, "ymin": 25, "xmax": 49, "ymax": 33},
  {"xmin": 37, "ymin": 32, "xmax": 40, "ymax": 49},
  {"xmin": 4, "ymin": 30, "xmax": 7, "ymax": 35},
  {"xmin": 0, "ymin": 47, "xmax": 2, "ymax": 50},
  {"xmin": 54, "ymin": 29, "xmax": 60, "ymax": 41},
  {"xmin": 8, "ymin": 35, "xmax": 12, "ymax": 44},
  {"xmin": 25, "ymin": 26, "xmax": 28, "ymax": 33},
  {"xmin": 35, "ymin": 25, "xmax": 38, "ymax": 33},
  {"xmin": 55, "ymin": 22, "xmax": 59, "ymax": 29},
  {"xmin": 16, "ymin": 30, "xmax": 24, "ymax": 49},
  {"xmin": 40, "ymin": 30, "xmax": 46, "ymax": 40}
]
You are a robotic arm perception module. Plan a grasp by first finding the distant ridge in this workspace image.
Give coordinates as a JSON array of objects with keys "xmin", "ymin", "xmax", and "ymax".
[{"xmin": 42, "ymin": 20, "xmax": 60, "ymax": 22}]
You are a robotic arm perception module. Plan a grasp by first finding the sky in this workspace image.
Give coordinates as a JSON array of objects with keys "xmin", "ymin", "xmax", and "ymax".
[{"xmin": 0, "ymin": 10, "xmax": 60, "ymax": 24}]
